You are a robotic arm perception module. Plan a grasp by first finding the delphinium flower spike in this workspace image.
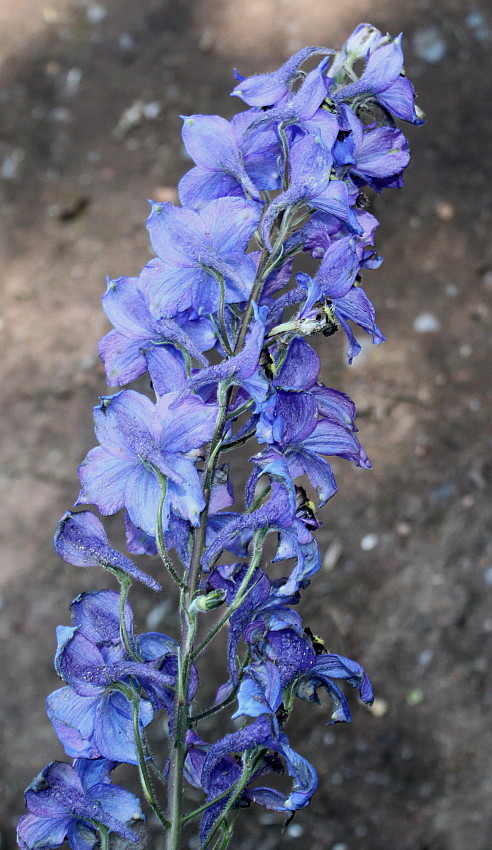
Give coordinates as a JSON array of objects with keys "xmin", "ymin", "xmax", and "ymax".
[{"xmin": 19, "ymin": 24, "xmax": 421, "ymax": 850}]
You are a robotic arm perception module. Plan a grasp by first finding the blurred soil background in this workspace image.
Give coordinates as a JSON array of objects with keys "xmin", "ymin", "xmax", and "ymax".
[{"xmin": 1, "ymin": 1, "xmax": 491, "ymax": 848}]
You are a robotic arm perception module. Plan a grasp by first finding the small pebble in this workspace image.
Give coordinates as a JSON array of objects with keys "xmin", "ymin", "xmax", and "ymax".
[
  {"xmin": 406, "ymin": 688, "xmax": 424, "ymax": 706},
  {"xmin": 118, "ymin": 32, "xmax": 135, "ymax": 51},
  {"xmin": 418, "ymin": 649, "xmax": 433, "ymax": 668},
  {"xmin": 1, "ymin": 148, "xmax": 25, "ymax": 179},
  {"xmin": 323, "ymin": 731, "xmax": 336, "ymax": 745},
  {"xmin": 65, "ymin": 68, "xmax": 82, "ymax": 97},
  {"xmin": 483, "ymin": 567, "xmax": 492, "ymax": 587},
  {"xmin": 413, "ymin": 312, "xmax": 441, "ymax": 333},
  {"xmin": 445, "ymin": 282, "xmax": 459, "ymax": 297},
  {"xmin": 332, "ymin": 844, "xmax": 349, "ymax": 850},
  {"xmin": 51, "ymin": 106, "xmax": 71, "ymax": 123},
  {"xmin": 396, "ymin": 522, "xmax": 411, "ymax": 537},
  {"xmin": 466, "ymin": 10, "xmax": 485, "ymax": 28},
  {"xmin": 465, "ymin": 10, "xmax": 490, "ymax": 41},
  {"xmin": 435, "ymin": 201, "xmax": 454, "ymax": 221},
  {"xmin": 323, "ymin": 538, "xmax": 343, "ymax": 570},
  {"xmin": 413, "ymin": 26, "xmax": 447, "ymax": 62},
  {"xmin": 368, "ymin": 697, "xmax": 388, "ymax": 718},
  {"xmin": 87, "ymin": 4, "xmax": 107, "ymax": 24},
  {"xmin": 142, "ymin": 101, "xmax": 162, "ymax": 120},
  {"xmin": 360, "ymin": 533, "xmax": 378, "ymax": 551},
  {"xmin": 286, "ymin": 823, "xmax": 304, "ymax": 838}
]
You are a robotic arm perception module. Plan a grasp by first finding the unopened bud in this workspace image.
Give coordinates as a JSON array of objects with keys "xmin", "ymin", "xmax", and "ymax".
[{"xmin": 190, "ymin": 589, "xmax": 226, "ymax": 614}]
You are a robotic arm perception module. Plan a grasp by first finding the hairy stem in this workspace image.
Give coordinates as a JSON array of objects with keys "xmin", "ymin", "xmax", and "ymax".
[
  {"xmin": 192, "ymin": 528, "xmax": 267, "ymax": 660},
  {"xmin": 165, "ymin": 214, "xmax": 287, "ymax": 849},
  {"xmin": 131, "ymin": 693, "xmax": 170, "ymax": 829}
]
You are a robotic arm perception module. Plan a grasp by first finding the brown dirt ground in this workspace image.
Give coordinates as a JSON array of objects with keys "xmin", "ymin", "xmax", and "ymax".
[{"xmin": 1, "ymin": 2, "xmax": 491, "ymax": 849}]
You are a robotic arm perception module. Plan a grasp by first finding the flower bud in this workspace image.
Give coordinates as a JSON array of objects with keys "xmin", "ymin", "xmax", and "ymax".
[{"xmin": 190, "ymin": 589, "xmax": 227, "ymax": 614}]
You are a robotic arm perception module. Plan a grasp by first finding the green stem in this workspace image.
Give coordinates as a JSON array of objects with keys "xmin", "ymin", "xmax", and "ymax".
[
  {"xmin": 218, "ymin": 276, "xmax": 233, "ymax": 356},
  {"xmin": 218, "ymin": 429, "xmax": 256, "ymax": 454},
  {"xmin": 166, "ymin": 389, "xmax": 230, "ymax": 850},
  {"xmin": 190, "ymin": 650, "xmax": 250, "ymax": 723},
  {"xmin": 201, "ymin": 749, "xmax": 267, "ymax": 850},
  {"xmin": 246, "ymin": 483, "xmax": 271, "ymax": 514},
  {"xmin": 192, "ymin": 528, "xmax": 267, "ymax": 660},
  {"xmin": 98, "ymin": 826, "xmax": 109, "ymax": 850},
  {"xmin": 118, "ymin": 577, "xmax": 140, "ymax": 662},
  {"xmin": 155, "ymin": 474, "xmax": 187, "ymax": 589},
  {"xmin": 182, "ymin": 784, "xmax": 239, "ymax": 826},
  {"xmin": 278, "ymin": 123, "xmax": 290, "ymax": 189},
  {"xmin": 131, "ymin": 693, "xmax": 170, "ymax": 829},
  {"xmin": 165, "ymin": 191, "xmax": 291, "ymax": 847},
  {"xmin": 225, "ymin": 399, "xmax": 252, "ymax": 421}
]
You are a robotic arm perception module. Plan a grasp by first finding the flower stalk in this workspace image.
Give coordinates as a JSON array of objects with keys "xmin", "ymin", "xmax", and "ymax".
[{"xmin": 18, "ymin": 25, "xmax": 422, "ymax": 850}]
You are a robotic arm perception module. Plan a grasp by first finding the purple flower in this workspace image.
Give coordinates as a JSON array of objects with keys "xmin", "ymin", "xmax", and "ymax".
[
  {"xmin": 297, "ymin": 254, "xmax": 386, "ymax": 363},
  {"xmin": 331, "ymin": 27, "xmax": 423, "ymax": 125},
  {"xmin": 231, "ymin": 47, "xmax": 333, "ymax": 107},
  {"xmin": 47, "ymin": 591, "xmax": 190, "ymax": 763},
  {"xmin": 197, "ymin": 715, "xmax": 318, "ymax": 840},
  {"xmin": 98, "ymin": 275, "xmax": 215, "ymax": 389},
  {"xmin": 54, "ymin": 510, "xmax": 160, "ymax": 591},
  {"xmin": 17, "ymin": 759, "xmax": 143, "ymax": 850},
  {"xmin": 140, "ymin": 197, "xmax": 261, "ymax": 319},
  {"xmin": 179, "ymin": 111, "xmax": 281, "ymax": 208},
  {"xmin": 234, "ymin": 616, "xmax": 373, "ymax": 726},
  {"xmin": 248, "ymin": 57, "xmax": 331, "ymax": 129},
  {"xmin": 77, "ymin": 389, "xmax": 218, "ymax": 536},
  {"xmin": 260, "ymin": 134, "xmax": 359, "ymax": 250}
]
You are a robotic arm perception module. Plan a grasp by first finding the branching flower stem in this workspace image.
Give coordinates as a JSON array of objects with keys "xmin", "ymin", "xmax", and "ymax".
[{"xmin": 165, "ymin": 238, "xmax": 277, "ymax": 850}]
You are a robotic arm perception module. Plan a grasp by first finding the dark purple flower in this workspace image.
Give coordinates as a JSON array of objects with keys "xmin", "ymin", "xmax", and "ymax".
[
  {"xmin": 54, "ymin": 510, "xmax": 160, "ymax": 591},
  {"xmin": 46, "ymin": 591, "xmax": 188, "ymax": 763},
  {"xmin": 17, "ymin": 759, "xmax": 143, "ymax": 850}
]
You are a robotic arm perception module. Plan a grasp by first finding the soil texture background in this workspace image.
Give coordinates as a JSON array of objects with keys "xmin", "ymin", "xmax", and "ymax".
[{"xmin": 1, "ymin": 2, "xmax": 491, "ymax": 849}]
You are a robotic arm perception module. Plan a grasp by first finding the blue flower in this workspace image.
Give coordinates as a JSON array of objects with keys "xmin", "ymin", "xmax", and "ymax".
[
  {"xmin": 77, "ymin": 389, "xmax": 218, "ymax": 536},
  {"xmin": 260, "ymin": 133, "xmax": 359, "ymax": 250},
  {"xmin": 98, "ymin": 275, "xmax": 215, "ymax": 389},
  {"xmin": 231, "ymin": 47, "xmax": 333, "ymax": 107},
  {"xmin": 331, "ymin": 27, "xmax": 423, "ymax": 125},
  {"xmin": 179, "ymin": 111, "xmax": 281, "ymax": 208},
  {"xmin": 140, "ymin": 197, "xmax": 261, "ymax": 319},
  {"xmin": 54, "ymin": 510, "xmax": 160, "ymax": 591},
  {"xmin": 17, "ymin": 759, "xmax": 143, "ymax": 850},
  {"xmin": 297, "ymin": 268, "xmax": 385, "ymax": 363}
]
